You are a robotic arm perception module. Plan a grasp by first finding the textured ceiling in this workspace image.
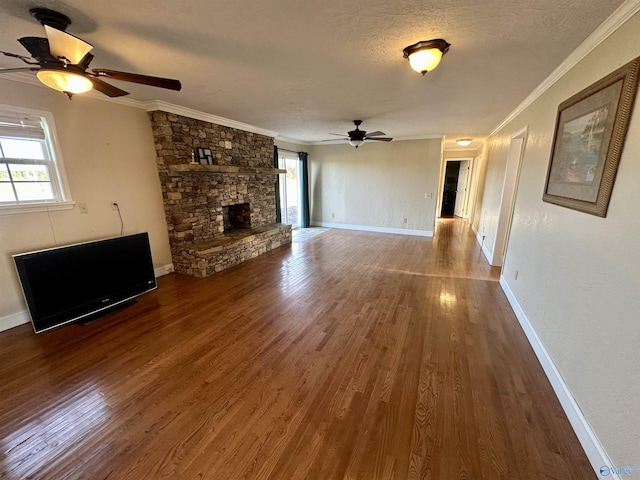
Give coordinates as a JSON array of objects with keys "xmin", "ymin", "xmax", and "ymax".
[{"xmin": 0, "ymin": 0, "xmax": 626, "ymax": 143}]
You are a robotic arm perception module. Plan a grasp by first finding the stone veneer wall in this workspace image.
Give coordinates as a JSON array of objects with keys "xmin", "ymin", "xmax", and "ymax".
[{"xmin": 149, "ymin": 111, "xmax": 291, "ymax": 277}]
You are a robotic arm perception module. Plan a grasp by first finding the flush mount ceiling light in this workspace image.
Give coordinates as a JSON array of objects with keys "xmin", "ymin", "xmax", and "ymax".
[
  {"xmin": 402, "ymin": 39, "xmax": 450, "ymax": 75},
  {"xmin": 456, "ymin": 138, "xmax": 473, "ymax": 147}
]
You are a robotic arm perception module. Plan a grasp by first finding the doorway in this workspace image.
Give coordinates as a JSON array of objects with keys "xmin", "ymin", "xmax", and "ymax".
[
  {"xmin": 278, "ymin": 152, "xmax": 300, "ymax": 227},
  {"xmin": 440, "ymin": 159, "xmax": 471, "ymax": 218}
]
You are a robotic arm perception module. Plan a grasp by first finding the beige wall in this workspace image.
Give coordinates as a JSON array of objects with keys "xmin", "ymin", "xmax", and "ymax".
[
  {"xmin": 274, "ymin": 139, "xmax": 308, "ymax": 154},
  {"xmin": 0, "ymin": 79, "xmax": 171, "ymax": 326},
  {"xmin": 308, "ymin": 139, "xmax": 442, "ymax": 233},
  {"xmin": 475, "ymin": 12, "xmax": 640, "ymax": 467}
]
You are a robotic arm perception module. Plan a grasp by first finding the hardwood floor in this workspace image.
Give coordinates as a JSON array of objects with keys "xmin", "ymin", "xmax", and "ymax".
[{"xmin": 0, "ymin": 219, "xmax": 594, "ymax": 479}]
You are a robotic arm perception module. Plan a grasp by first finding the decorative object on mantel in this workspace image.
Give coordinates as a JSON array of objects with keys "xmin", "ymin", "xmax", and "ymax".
[
  {"xmin": 195, "ymin": 147, "xmax": 214, "ymax": 165},
  {"xmin": 543, "ymin": 56, "xmax": 640, "ymax": 217},
  {"xmin": 190, "ymin": 150, "xmax": 199, "ymax": 165}
]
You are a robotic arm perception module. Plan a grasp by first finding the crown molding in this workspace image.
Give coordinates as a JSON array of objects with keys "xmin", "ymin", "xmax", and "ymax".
[
  {"xmin": 275, "ymin": 135, "xmax": 313, "ymax": 146},
  {"xmin": 490, "ymin": 0, "xmax": 640, "ymax": 136},
  {"xmin": 393, "ymin": 134, "xmax": 444, "ymax": 141},
  {"xmin": 443, "ymin": 146, "xmax": 480, "ymax": 153},
  {"xmin": 143, "ymin": 100, "xmax": 279, "ymax": 138},
  {"xmin": 0, "ymin": 72, "xmax": 43, "ymax": 88}
]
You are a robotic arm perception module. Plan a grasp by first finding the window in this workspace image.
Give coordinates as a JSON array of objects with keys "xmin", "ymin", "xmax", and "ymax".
[{"xmin": 0, "ymin": 105, "xmax": 73, "ymax": 214}]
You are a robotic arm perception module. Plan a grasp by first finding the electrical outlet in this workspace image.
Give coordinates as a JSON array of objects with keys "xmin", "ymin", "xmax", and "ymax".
[
  {"xmin": 331, "ymin": 213, "xmax": 335, "ymax": 218},
  {"xmin": 403, "ymin": 218, "xmax": 408, "ymax": 224},
  {"xmin": 78, "ymin": 203, "xmax": 88, "ymax": 214},
  {"xmin": 425, "ymin": 193, "xmax": 433, "ymax": 199}
]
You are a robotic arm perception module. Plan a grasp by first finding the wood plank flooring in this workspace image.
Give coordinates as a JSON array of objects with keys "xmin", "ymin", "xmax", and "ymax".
[{"xmin": 0, "ymin": 219, "xmax": 594, "ymax": 479}]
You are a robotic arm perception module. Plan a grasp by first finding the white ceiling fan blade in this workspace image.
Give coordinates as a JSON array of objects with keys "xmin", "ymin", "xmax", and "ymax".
[{"xmin": 44, "ymin": 25, "xmax": 93, "ymax": 64}]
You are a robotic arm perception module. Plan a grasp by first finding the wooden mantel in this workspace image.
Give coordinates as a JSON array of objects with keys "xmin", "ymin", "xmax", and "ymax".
[{"xmin": 169, "ymin": 164, "xmax": 286, "ymax": 175}]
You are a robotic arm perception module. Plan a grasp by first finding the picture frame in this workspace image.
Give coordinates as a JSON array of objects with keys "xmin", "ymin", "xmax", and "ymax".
[
  {"xmin": 543, "ymin": 57, "xmax": 640, "ymax": 217},
  {"xmin": 195, "ymin": 147, "xmax": 214, "ymax": 165}
]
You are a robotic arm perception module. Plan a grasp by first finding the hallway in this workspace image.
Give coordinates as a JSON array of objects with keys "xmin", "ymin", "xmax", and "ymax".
[{"xmin": 0, "ymin": 219, "xmax": 593, "ymax": 479}]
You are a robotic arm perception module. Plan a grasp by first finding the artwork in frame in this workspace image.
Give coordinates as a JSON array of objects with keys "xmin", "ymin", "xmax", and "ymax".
[
  {"xmin": 195, "ymin": 147, "xmax": 214, "ymax": 165},
  {"xmin": 543, "ymin": 57, "xmax": 640, "ymax": 217}
]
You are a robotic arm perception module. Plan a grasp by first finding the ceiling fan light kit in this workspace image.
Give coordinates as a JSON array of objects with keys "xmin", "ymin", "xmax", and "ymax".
[
  {"xmin": 325, "ymin": 120, "xmax": 393, "ymax": 149},
  {"xmin": 36, "ymin": 68, "xmax": 93, "ymax": 94},
  {"xmin": 403, "ymin": 39, "xmax": 450, "ymax": 75},
  {"xmin": 0, "ymin": 7, "xmax": 181, "ymax": 99}
]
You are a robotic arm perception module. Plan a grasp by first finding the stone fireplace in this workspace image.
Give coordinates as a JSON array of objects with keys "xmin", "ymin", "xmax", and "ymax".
[{"xmin": 149, "ymin": 111, "xmax": 292, "ymax": 277}]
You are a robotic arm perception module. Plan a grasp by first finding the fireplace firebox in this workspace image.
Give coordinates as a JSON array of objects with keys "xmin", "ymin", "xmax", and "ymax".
[{"xmin": 223, "ymin": 203, "xmax": 251, "ymax": 231}]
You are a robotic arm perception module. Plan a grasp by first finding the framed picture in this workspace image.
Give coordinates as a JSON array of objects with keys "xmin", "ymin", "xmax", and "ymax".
[
  {"xmin": 543, "ymin": 57, "xmax": 640, "ymax": 217},
  {"xmin": 195, "ymin": 147, "xmax": 214, "ymax": 165}
]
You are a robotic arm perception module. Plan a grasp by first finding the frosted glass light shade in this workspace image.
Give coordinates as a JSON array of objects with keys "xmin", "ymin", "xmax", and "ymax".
[
  {"xmin": 36, "ymin": 69, "xmax": 93, "ymax": 94},
  {"xmin": 456, "ymin": 139, "xmax": 472, "ymax": 147},
  {"xmin": 408, "ymin": 48, "xmax": 443, "ymax": 74},
  {"xmin": 403, "ymin": 39, "xmax": 451, "ymax": 75},
  {"xmin": 349, "ymin": 139, "xmax": 364, "ymax": 148}
]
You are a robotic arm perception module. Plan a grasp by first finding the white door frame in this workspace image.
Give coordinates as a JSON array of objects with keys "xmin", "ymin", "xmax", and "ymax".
[
  {"xmin": 466, "ymin": 150, "xmax": 483, "ymax": 226},
  {"xmin": 436, "ymin": 156, "xmax": 474, "ymax": 219},
  {"xmin": 454, "ymin": 159, "xmax": 471, "ymax": 219},
  {"xmin": 492, "ymin": 126, "xmax": 528, "ymax": 266}
]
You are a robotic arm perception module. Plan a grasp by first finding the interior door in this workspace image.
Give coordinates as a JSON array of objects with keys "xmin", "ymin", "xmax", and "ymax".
[
  {"xmin": 440, "ymin": 161, "xmax": 460, "ymax": 218},
  {"xmin": 454, "ymin": 160, "xmax": 469, "ymax": 217}
]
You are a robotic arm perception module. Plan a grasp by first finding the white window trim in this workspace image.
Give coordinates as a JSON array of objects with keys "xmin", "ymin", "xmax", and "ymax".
[{"xmin": 0, "ymin": 104, "xmax": 74, "ymax": 215}]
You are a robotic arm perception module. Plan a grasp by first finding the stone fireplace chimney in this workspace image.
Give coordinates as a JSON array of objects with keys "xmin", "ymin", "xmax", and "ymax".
[{"xmin": 149, "ymin": 111, "xmax": 291, "ymax": 277}]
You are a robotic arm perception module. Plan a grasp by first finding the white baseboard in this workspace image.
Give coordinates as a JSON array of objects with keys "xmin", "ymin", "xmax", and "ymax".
[
  {"xmin": 499, "ymin": 275, "xmax": 617, "ymax": 480},
  {"xmin": 0, "ymin": 264, "xmax": 175, "ymax": 334},
  {"xmin": 0, "ymin": 310, "xmax": 30, "ymax": 332},
  {"xmin": 310, "ymin": 221, "xmax": 432, "ymax": 237},
  {"xmin": 475, "ymin": 231, "xmax": 494, "ymax": 264},
  {"xmin": 154, "ymin": 263, "xmax": 174, "ymax": 277}
]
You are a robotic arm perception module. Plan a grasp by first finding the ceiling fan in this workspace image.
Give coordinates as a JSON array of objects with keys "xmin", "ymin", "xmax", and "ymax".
[
  {"xmin": 0, "ymin": 7, "xmax": 181, "ymax": 99},
  {"xmin": 328, "ymin": 120, "xmax": 393, "ymax": 148}
]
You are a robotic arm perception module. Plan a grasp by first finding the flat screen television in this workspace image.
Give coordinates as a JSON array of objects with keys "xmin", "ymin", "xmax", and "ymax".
[{"xmin": 13, "ymin": 232, "xmax": 157, "ymax": 334}]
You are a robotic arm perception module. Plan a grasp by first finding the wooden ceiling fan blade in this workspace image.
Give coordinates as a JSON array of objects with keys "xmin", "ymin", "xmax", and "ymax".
[
  {"xmin": 365, "ymin": 131, "xmax": 385, "ymax": 137},
  {"xmin": 92, "ymin": 68, "xmax": 182, "ymax": 91},
  {"xmin": 0, "ymin": 67, "xmax": 41, "ymax": 74},
  {"xmin": 77, "ymin": 53, "xmax": 94, "ymax": 71},
  {"xmin": 89, "ymin": 76, "xmax": 129, "ymax": 97},
  {"xmin": 368, "ymin": 137, "xmax": 393, "ymax": 142},
  {"xmin": 44, "ymin": 25, "xmax": 93, "ymax": 64},
  {"xmin": 17, "ymin": 37, "xmax": 54, "ymax": 62}
]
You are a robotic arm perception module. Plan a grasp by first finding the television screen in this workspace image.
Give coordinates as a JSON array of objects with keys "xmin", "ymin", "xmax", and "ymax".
[{"xmin": 13, "ymin": 232, "xmax": 157, "ymax": 333}]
